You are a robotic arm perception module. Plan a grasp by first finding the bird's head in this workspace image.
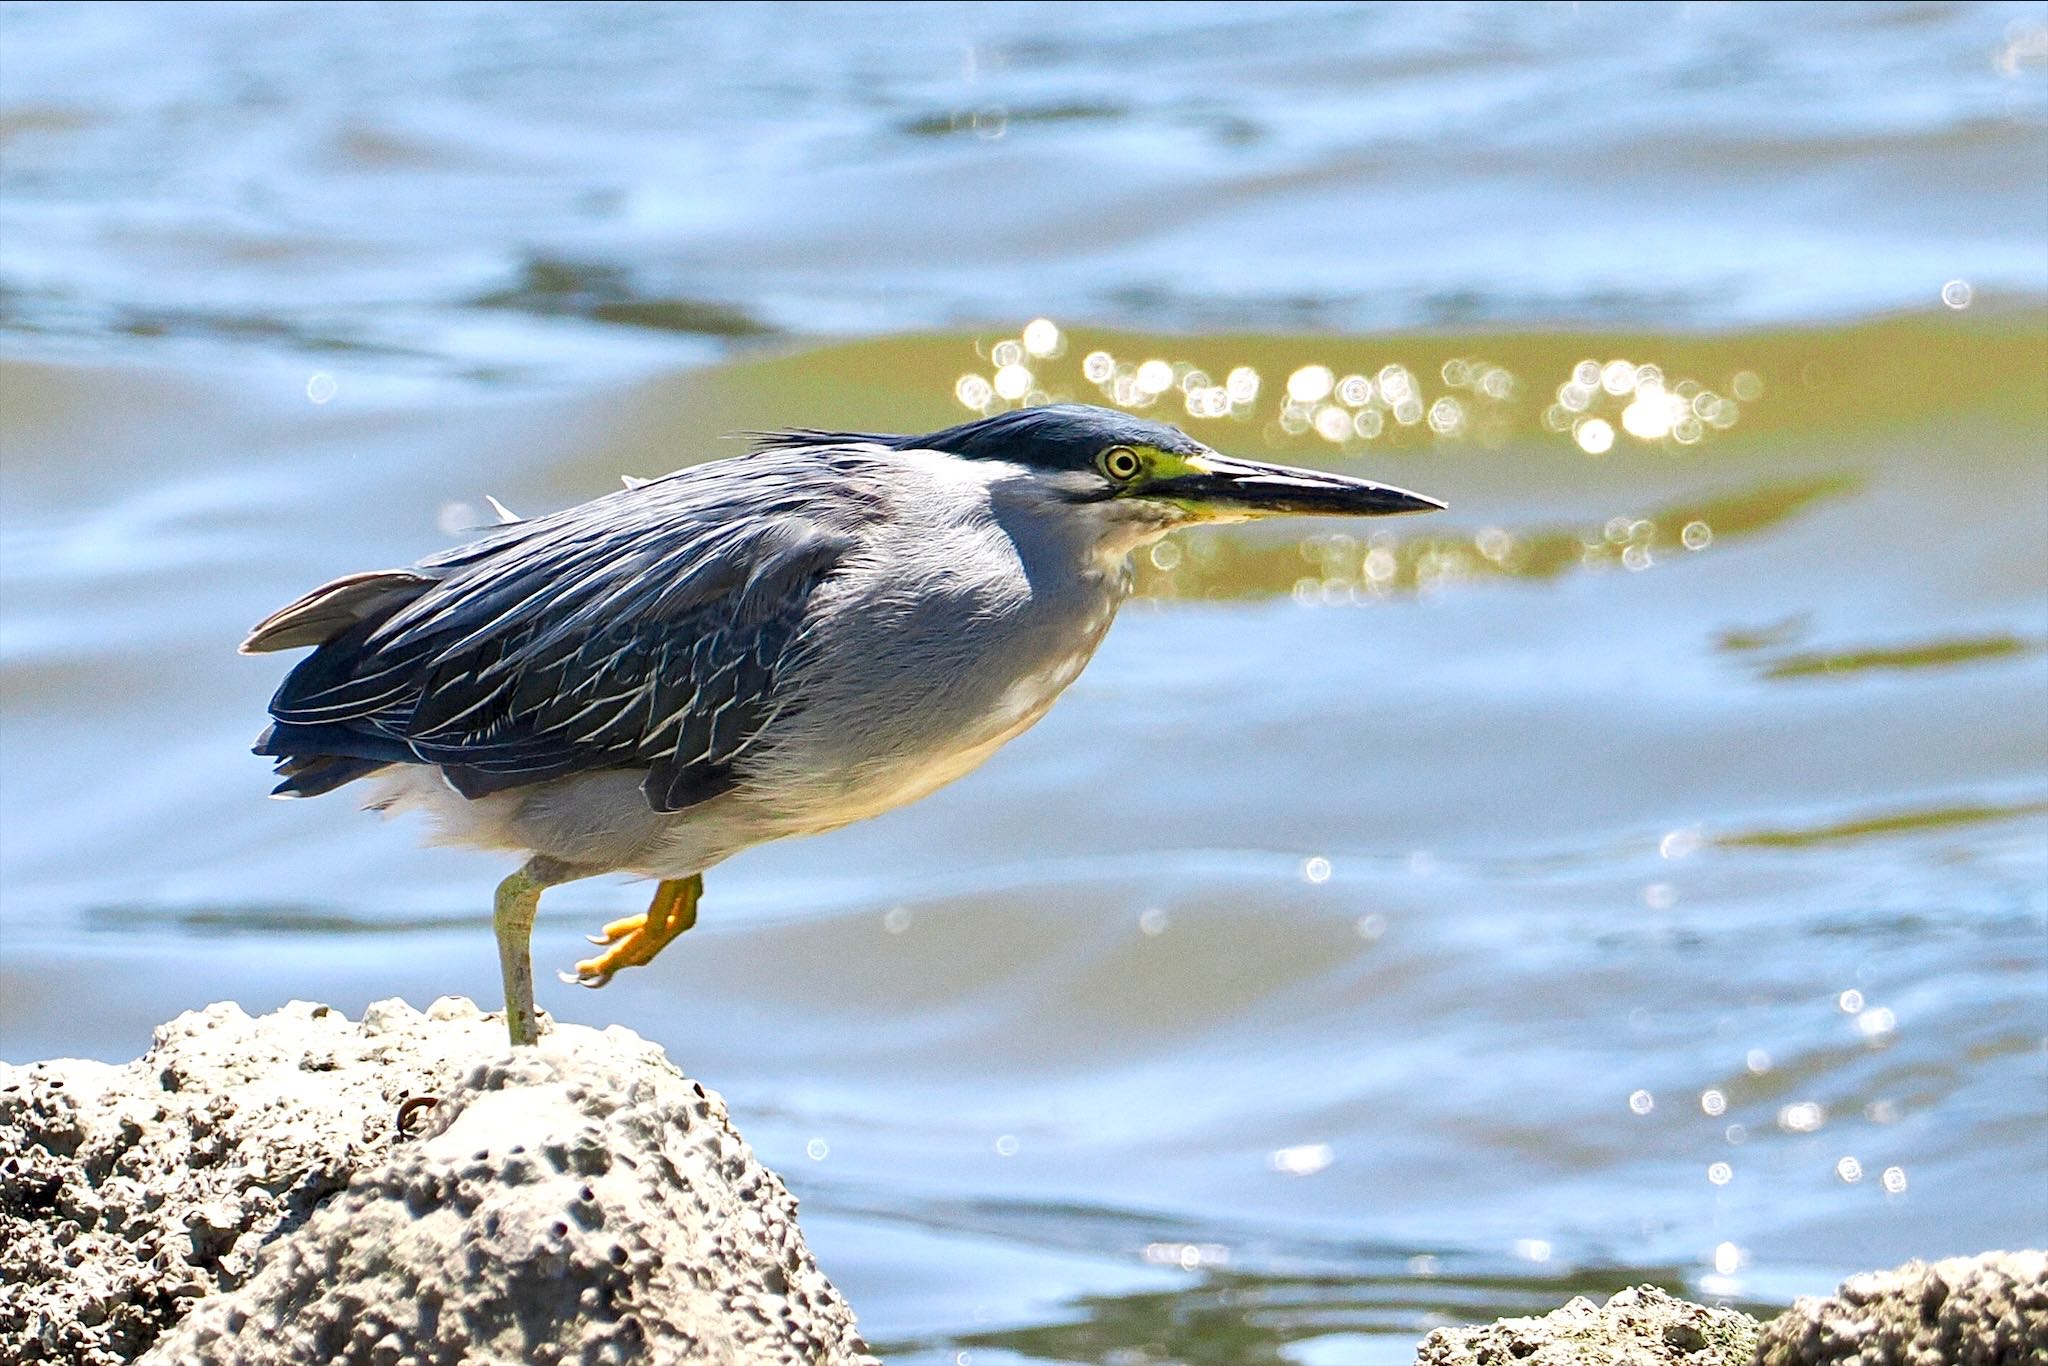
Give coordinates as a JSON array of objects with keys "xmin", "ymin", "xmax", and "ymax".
[{"xmin": 890, "ymin": 403, "xmax": 1443, "ymax": 529}]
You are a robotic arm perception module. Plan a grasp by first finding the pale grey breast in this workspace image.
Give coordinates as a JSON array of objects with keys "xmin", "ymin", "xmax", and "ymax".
[{"xmin": 739, "ymin": 451, "xmax": 1129, "ymax": 833}]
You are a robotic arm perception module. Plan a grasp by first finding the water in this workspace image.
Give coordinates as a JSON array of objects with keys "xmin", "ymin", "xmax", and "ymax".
[{"xmin": 3, "ymin": 3, "xmax": 2045, "ymax": 1362}]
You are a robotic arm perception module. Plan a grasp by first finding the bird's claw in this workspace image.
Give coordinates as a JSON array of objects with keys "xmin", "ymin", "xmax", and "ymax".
[{"xmin": 564, "ymin": 911, "xmax": 652, "ymax": 988}]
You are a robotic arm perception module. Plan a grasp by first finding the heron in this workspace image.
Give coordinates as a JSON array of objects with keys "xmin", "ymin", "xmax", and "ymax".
[{"xmin": 243, "ymin": 403, "xmax": 1443, "ymax": 1045}]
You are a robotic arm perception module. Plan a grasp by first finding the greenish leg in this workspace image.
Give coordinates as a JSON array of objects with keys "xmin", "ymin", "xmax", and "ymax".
[{"xmin": 493, "ymin": 855, "xmax": 576, "ymax": 1047}]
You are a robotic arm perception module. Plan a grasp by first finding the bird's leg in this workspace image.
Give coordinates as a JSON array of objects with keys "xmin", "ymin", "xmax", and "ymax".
[
  {"xmin": 564, "ymin": 873, "xmax": 702, "ymax": 989},
  {"xmin": 493, "ymin": 854, "xmax": 577, "ymax": 1047}
]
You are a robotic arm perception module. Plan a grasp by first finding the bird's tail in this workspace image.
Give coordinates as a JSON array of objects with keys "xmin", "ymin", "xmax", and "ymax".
[
  {"xmin": 244, "ymin": 569, "xmax": 439, "ymax": 796},
  {"xmin": 239, "ymin": 569, "xmax": 435, "ymax": 654},
  {"xmin": 264, "ymin": 753, "xmax": 391, "ymax": 799}
]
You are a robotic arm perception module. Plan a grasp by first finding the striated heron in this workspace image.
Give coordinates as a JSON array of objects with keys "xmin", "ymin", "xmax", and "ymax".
[{"xmin": 244, "ymin": 404, "xmax": 1443, "ymax": 1045}]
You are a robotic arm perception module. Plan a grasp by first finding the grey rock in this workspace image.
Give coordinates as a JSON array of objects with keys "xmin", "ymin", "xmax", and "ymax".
[
  {"xmin": 0, "ymin": 998, "xmax": 874, "ymax": 1365},
  {"xmin": 1752, "ymin": 1250, "xmax": 2048, "ymax": 1366},
  {"xmin": 1415, "ymin": 1284, "xmax": 1763, "ymax": 1366}
]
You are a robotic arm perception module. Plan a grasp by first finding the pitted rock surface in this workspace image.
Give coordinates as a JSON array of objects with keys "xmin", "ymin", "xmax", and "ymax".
[
  {"xmin": 1752, "ymin": 1251, "xmax": 2047, "ymax": 1366},
  {"xmin": 1415, "ymin": 1284, "xmax": 1762, "ymax": 1365},
  {"xmin": 0, "ymin": 998, "xmax": 873, "ymax": 1365}
]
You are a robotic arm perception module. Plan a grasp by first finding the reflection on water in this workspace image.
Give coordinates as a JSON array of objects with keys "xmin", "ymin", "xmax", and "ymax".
[
  {"xmin": 1714, "ymin": 799, "xmax": 2048, "ymax": 851},
  {"xmin": 1758, "ymin": 633, "xmax": 2037, "ymax": 681},
  {"xmin": 476, "ymin": 258, "xmax": 775, "ymax": 339},
  {"xmin": 1129, "ymin": 475, "xmax": 1855, "ymax": 602}
]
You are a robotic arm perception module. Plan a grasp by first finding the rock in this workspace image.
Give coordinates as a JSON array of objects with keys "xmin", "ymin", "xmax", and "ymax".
[
  {"xmin": 0, "ymin": 998, "xmax": 874, "ymax": 1365},
  {"xmin": 1415, "ymin": 1284, "xmax": 1763, "ymax": 1365},
  {"xmin": 1752, "ymin": 1250, "xmax": 2048, "ymax": 1366},
  {"xmin": 1413, "ymin": 1255, "xmax": 2048, "ymax": 1366}
]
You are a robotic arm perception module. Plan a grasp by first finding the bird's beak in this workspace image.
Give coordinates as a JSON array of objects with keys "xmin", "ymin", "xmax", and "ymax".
[{"xmin": 1149, "ymin": 453, "xmax": 1446, "ymax": 518}]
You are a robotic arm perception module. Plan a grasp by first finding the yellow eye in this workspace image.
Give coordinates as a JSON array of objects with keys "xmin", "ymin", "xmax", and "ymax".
[{"xmin": 1099, "ymin": 445, "xmax": 1143, "ymax": 481}]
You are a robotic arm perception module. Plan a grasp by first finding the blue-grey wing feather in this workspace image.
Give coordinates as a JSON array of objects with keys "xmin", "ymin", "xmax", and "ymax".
[{"xmin": 258, "ymin": 450, "xmax": 883, "ymax": 811}]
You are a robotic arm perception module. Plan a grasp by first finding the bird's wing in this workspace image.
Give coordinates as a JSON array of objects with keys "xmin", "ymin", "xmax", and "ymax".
[{"xmin": 262, "ymin": 453, "xmax": 877, "ymax": 812}]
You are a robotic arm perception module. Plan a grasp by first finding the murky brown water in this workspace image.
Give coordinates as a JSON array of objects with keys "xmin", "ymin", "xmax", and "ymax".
[{"xmin": 3, "ymin": 4, "xmax": 2046, "ymax": 1362}]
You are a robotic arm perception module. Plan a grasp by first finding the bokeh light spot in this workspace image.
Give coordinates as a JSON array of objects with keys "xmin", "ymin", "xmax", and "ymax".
[
  {"xmin": 1575, "ymin": 418, "xmax": 1615, "ymax": 455},
  {"xmin": 1021, "ymin": 318, "xmax": 1060, "ymax": 357},
  {"xmin": 1287, "ymin": 365, "xmax": 1335, "ymax": 403},
  {"xmin": 955, "ymin": 373, "xmax": 993, "ymax": 409}
]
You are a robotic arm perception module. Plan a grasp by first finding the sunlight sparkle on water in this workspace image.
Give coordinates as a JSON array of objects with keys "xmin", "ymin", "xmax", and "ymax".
[
  {"xmin": 1143, "ymin": 1241, "xmax": 1229, "ymax": 1269},
  {"xmin": 1701, "ymin": 1088, "xmax": 1727, "ymax": 1116},
  {"xmin": 1021, "ymin": 318, "xmax": 1061, "ymax": 357},
  {"xmin": 1628, "ymin": 1089, "xmax": 1655, "ymax": 1115},
  {"xmin": 1836, "ymin": 1156, "xmax": 1864, "ymax": 1183},
  {"xmin": 1287, "ymin": 365, "xmax": 1335, "ymax": 403},
  {"xmin": 953, "ymin": 323, "xmax": 1753, "ymax": 464},
  {"xmin": 1269, "ymin": 1142, "xmax": 1334, "ymax": 1176},
  {"xmin": 1708, "ymin": 1161, "xmax": 1733, "ymax": 1187},
  {"xmin": 955, "ymin": 373, "xmax": 993, "ymax": 409},
  {"xmin": 1778, "ymin": 1102, "xmax": 1826, "ymax": 1134},
  {"xmin": 1621, "ymin": 386, "xmax": 1685, "ymax": 440},
  {"xmin": 1661, "ymin": 827, "xmax": 1704, "ymax": 859}
]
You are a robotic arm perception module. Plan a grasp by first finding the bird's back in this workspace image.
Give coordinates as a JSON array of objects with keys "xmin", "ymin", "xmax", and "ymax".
[{"xmin": 245, "ymin": 447, "xmax": 894, "ymax": 813}]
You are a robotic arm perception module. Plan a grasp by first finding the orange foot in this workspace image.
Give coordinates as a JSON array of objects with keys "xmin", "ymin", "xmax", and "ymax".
[{"xmin": 562, "ymin": 873, "xmax": 701, "ymax": 988}]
